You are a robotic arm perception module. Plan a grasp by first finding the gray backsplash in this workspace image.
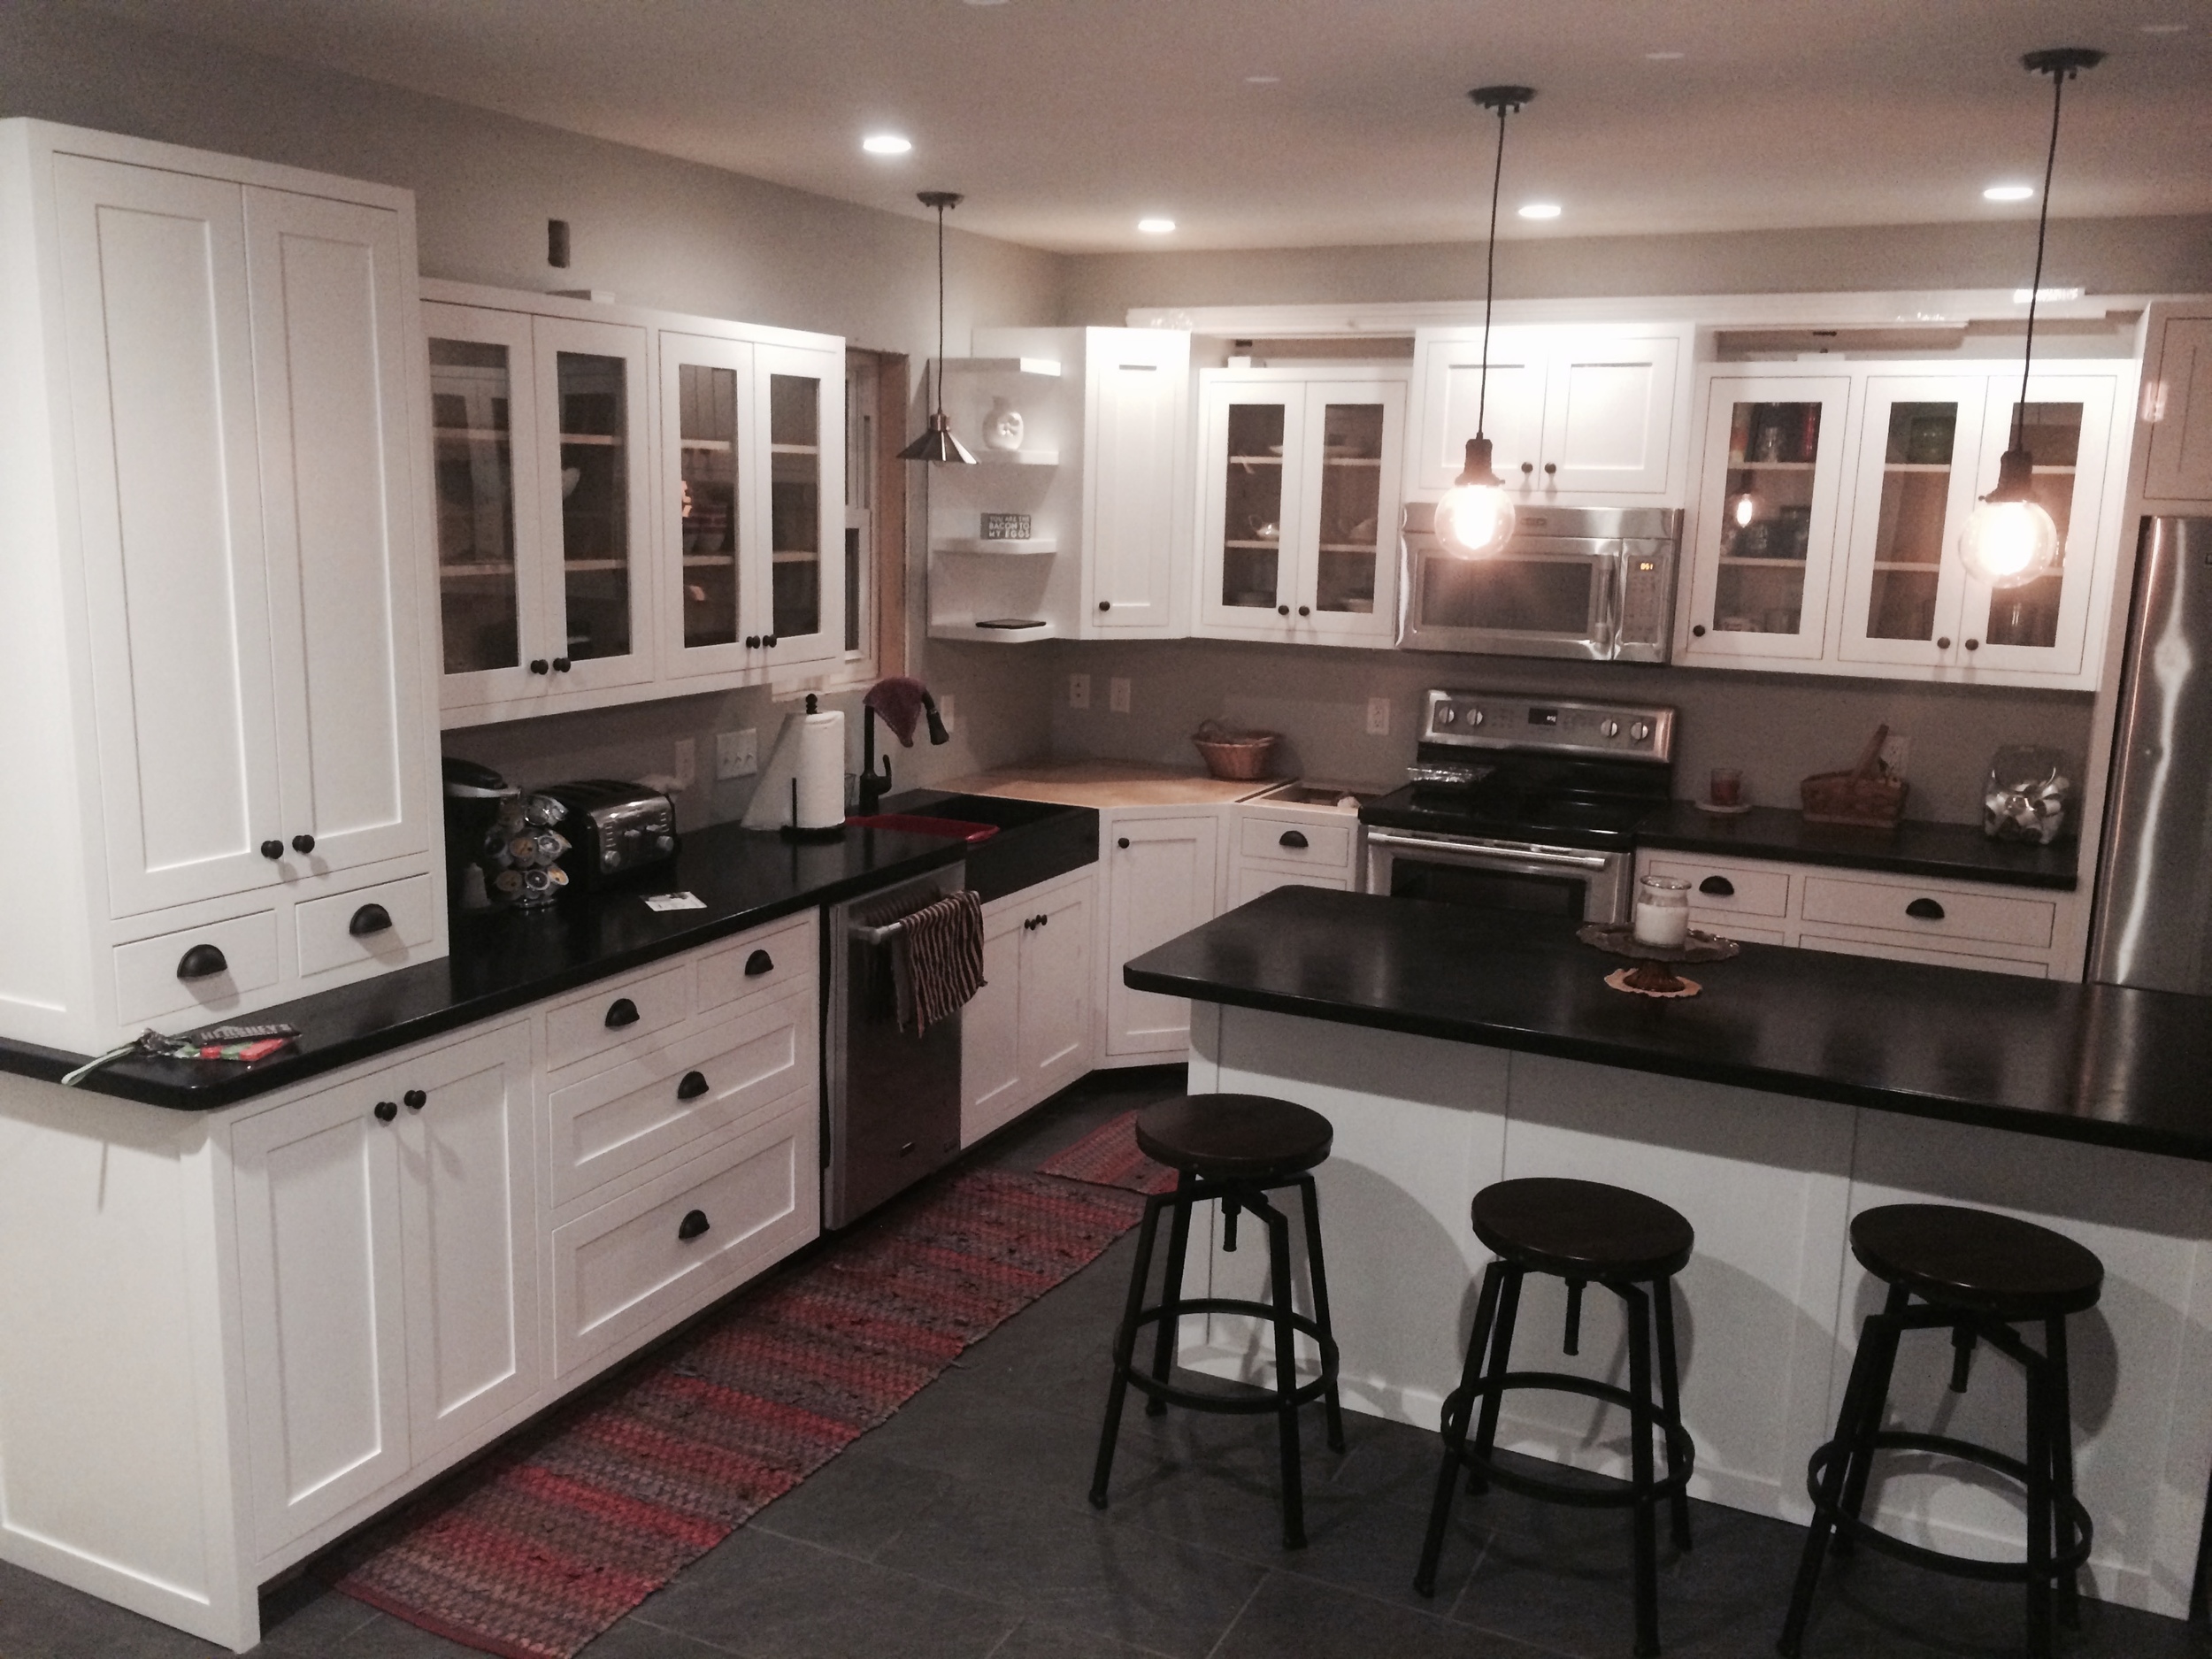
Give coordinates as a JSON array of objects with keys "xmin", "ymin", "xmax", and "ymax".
[{"xmin": 1043, "ymin": 638, "xmax": 2095, "ymax": 826}]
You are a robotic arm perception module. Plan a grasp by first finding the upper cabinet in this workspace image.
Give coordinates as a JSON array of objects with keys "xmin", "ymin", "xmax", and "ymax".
[
  {"xmin": 2137, "ymin": 303, "xmax": 2212, "ymax": 508},
  {"xmin": 1194, "ymin": 366, "xmax": 1405, "ymax": 648},
  {"xmin": 425, "ymin": 283, "xmax": 842, "ymax": 726},
  {"xmin": 1409, "ymin": 323, "xmax": 1690, "ymax": 504}
]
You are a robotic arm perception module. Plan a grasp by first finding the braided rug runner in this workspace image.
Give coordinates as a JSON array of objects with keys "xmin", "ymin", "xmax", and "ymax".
[{"xmin": 325, "ymin": 1166, "xmax": 1145, "ymax": 1659}]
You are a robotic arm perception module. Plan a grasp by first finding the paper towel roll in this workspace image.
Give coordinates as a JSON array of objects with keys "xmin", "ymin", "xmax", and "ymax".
[{"xmin": 794, "ymin": 707, "xmax": 845, "ymax": 831}]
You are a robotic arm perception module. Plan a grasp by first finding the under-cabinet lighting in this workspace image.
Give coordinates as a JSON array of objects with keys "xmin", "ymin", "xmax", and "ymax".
[
  {"xmin": 2012, "ymin": 286, "xmax": 2084, "ymax": 303},
  {"xmin": 1644, "ymin": 50, "xmax": 1686, "ymax": 60},
  {"xmin": 1517, "ymin": 203, "xmax": 1562, "ymax": 219},
  {"xmin": 863, "ymin": 134, "xmax": 912, "ymax": 156},
  {"xmin": 1984, "ymin": 183, "xmax": 2035, "ymax": 201},
  {"xmin": 1137, "ymin": 218, "xmax": 1176, "ymax": 234}
]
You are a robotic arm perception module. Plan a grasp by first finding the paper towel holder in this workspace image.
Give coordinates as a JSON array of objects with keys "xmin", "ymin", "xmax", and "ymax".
[{"xmin": 779, "ymin": 694, "xmax": 850, "ymax": 843}]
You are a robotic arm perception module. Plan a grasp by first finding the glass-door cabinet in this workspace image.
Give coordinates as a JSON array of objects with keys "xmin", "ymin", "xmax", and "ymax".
[
  {"xmin": 1681, "ymin": 374, "xmax": 1853, "ymax": 662},
  {"xmin": 757, "ymin": 342, "xmax": 843, "ymax": 673}
]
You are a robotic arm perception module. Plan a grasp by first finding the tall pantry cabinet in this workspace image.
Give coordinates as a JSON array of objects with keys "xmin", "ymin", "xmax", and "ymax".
[{"xmin": 0, "ymin": 120, "xmax": 443, "ymax": 1056}]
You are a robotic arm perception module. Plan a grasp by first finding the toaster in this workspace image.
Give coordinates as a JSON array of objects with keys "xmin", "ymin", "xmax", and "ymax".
[{"xmin": 535, "ymin": 780, "xmax": 679, "ymax": 887}]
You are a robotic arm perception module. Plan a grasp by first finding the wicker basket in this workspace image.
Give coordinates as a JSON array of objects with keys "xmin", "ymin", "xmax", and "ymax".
[
  {"xmin": 1191, "ymin": 720, "xmax": 1280, "ymax": 781},
  {"xmin": 1801, "ymin": 724, "xmax": 1908, "ymax": 827}
]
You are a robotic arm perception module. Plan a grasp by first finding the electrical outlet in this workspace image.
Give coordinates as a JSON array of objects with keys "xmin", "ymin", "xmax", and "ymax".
[
  {"xmin": 1109, "ymin": 677, "xmax": 1131, "ymax": 714},
  {"xmin": 1366, "ymin": 697, "xmax": 1391, "ymax": 736},
  {"xmin": 716, "ymin": 727, "xmax": 757, "ymax": 780},
  {"xmin": 1878, "ymin": 732, "xmax": 1910, "ymax": 779},
  {"xmin": 672, "ymin": 737, "xmax": 696, "ymax": 791},
  {"xmin": 1068, "ymin": 673, "xmax": 1091, "ymax": 710},
  {"xmin": 936, "ymin": 695, "xmax": 956, "ymax": 733}
]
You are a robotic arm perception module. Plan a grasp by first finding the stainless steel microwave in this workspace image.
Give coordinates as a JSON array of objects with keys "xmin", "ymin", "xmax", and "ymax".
[{"xmin": 1398, "ymin": 501, "xmax": 1683, "ymax": 662}]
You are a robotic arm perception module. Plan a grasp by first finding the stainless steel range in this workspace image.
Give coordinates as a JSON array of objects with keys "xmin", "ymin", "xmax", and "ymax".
[{"xmin": 1360, "ymin": 689, "xmax": 1676, "ymax": 925}]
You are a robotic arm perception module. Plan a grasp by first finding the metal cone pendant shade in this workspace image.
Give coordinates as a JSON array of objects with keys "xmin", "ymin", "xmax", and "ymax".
[{"xmin": 900, "ymin": 191, "xmax": 976, "ymax": 464}]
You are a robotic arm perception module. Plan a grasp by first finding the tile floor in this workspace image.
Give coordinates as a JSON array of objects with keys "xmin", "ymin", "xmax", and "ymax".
[{"xmin": 0, "ymin": 1066, "xmax": 2202, "ymax": 1659}]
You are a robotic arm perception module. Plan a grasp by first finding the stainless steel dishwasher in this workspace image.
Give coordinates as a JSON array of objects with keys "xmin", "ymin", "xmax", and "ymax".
[{"xmin": 822, "ymin": 861, "xmax": 966, "ymax": 1228}]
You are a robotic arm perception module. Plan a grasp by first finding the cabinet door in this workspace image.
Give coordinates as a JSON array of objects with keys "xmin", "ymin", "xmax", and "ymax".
[
  {"xmin": 1104, "ymin": 813, "xmax": 1219, "ymax": 1059},
  {"xmin": 393, "ymin": 1022, "xmax": 541, "ymax": 1461},
  {"xmin": 2145, "ymin": 317, "xmax": 2212, "ymax": 503},
  {"xmin": 426, "ymin": 303, "xmax": 547, "ymax": 713},
  {"xmin": 1020, "ymin": 872, "xmax": 1094, "ymax": 1100},
  {"xmin": 1409, "ymin": 326, "xmax": 1548, "ymax": 497},
  {"xmin": 1196, "ymin": 375, "xmax": 1305, "ymax": 636},
  {"xmin": 1294, "ymin": 379, "xmax": 1404, "ymax": 645},
  {"xmin": 1834, "ymin": 375, "xmax": 1989, "ymax": 670},
  {"xmin": 233, "ymin": 1069, "xmax": 411, "ymax": 1554},
  {"xmin": 658, "ymin": 331, "xmax": 757, "ymax": 681},
  {"xmin": 1541, "ymin": 332, "xmax": 1681, "ymax": 496},
  {"xmin": 1957, "ymin": 372, "xmax": 2116, "ymax": 679},
  {"xmin": 244, "ymin": 187, "xmax": 431, "ymax": 876},
  {"xmin": 532, "ymin": 315, "xmax": 655, "ymax": 693},
  {"xmin": 754, "ymin": 342, "xmax": 846, "ymax": 673},
  {"xmin": 962, "ymin": 901, "xmax": 1026, "ymax": 1146},
  {"xmin": 1085, "ymin": 328, "xmax": 1187, "ymax": 633},
  {"xmin": 1680, "ymin": 374, "xmax": 1854, "ymax": 664},
  {"xmin": 54, "ymin": 156, "xmax": 284, "ymax": 918}
]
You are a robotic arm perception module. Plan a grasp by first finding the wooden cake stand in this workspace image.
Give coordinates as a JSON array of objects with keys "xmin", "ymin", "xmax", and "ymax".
[{"xmin": 1575, "ymin": 923, "xmax": 1741, "ymax": 998}]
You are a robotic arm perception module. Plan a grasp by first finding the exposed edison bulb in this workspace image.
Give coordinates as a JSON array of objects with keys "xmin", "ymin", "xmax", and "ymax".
[
  {"xmin": 1730, "ymin": 492, "xmax": 1757, "ymax": 529},
  {"xmin": 1433, "ymin": 436, "xmax": 1516, "ymax": 557},
  {"xmin": 1957, "ymin": 448, "xmax": 2060, "ymax": 588}
]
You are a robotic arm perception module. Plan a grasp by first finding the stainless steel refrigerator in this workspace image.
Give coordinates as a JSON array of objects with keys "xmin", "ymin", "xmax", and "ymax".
[{"xmin": 2088, "ymin": 516, "xmax": 2212, "ymax": 992}]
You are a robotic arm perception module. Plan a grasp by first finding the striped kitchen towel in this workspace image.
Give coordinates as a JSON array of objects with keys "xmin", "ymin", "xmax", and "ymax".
[{"xmin": 891, "ymin": 887, "xmax": 986, "ymax": 1035}]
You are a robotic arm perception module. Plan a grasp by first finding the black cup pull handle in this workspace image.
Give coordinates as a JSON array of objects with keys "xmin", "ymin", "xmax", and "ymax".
[
  {"xmin": 403, "ymin": 1088, "xmax": 426, "ymax": 1111},
  {"xmin": 744, "ymin": 949, "xmax": 774, "ymax": 978},
  {"xmin": 677, "ymin": 1209, "xmax": 710, "ymax": 1242},
  {"xmin": 1906, "ymin": 897, "xmax": 1946, "ymax": 921},
  {"xmin": 604, "ymin": 996, "xmax": 640, "ymax": 1028},
  {"xmin": 676, "ymin": 1070, "xmax": 709, "ymax": 1100},
  {"xmin": 349, "ymin": 902, "xmax": 394, "ymax": 937},
  {"xmin": 1698, "ymin": 875, "xmax": 1735, "ymax": 897},
  {"xmin": 176, "ymin": 943, "xmax": 228, "ymax": 981},
  {"xmin": 1279, "ymin": 830, "xmax": 1310, "ymax": 849},
  {"xmin": 373, "ymin": 1100, "xmax": 398, "ymax": 1124}
]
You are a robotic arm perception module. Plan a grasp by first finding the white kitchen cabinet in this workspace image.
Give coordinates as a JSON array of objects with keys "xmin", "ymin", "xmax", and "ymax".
[
  {"xmin": 1194, "ymin": 368, "xmax": 1405, "ymax": 647},
  {"xmin": 1226, "ymin": 795, "xmax": 1364, "ymax": 902},
  {"xmin": 1083, "ymin": 328, "xmax": 1191, "ymax": 634},
  {"xmin": 1102, "ymin": 810, "xmax": 1222, "ymax": 1062},
  {"xmin": 2140, "ymin": 307, "xmax": 2212, "ymax": 505},
  {"xmin": 964, "ymin": 867, "xmax": 1097, "ymax": 1145},
  {"xmin": 0, "ymin": 121, "xmax": 443, "ymax": 1056},
  {"xmin": 1409, "ymin": 323, "xmax": 1688, "ymax": 503}
]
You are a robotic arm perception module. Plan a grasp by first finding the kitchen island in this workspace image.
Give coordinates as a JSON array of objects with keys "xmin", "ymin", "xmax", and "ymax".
[{"xmin": 1125, "ymin": 887, "xmax": 2212, "ymax": 1621}]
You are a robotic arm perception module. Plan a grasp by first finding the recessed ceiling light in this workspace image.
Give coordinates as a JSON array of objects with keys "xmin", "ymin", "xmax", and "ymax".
[
  {"xmin": 1983, "ymin": 183, "xmax": 2035, "ymax": 202},
  {"xmin": 1644, "ymin": 50, "xmax": 1686, "ymax": 60},
  {"xmin": 1137, "ymin": 218, "xmax": 1176, "ymax": 234},
  {"xmin": 2140, "ymin": 21, "xmax": 2187, "ymax": 33},
  {"xmin": 862, "ymin": 134, "xmax": 912, "ymax": 156},
  {"xmin": 1517, "ymin": 203, "xmax": 1562, "ymax": 220},
  {"xmin": 1244, "ymin": 74, "xmax": 1281, "ymax": 85}
]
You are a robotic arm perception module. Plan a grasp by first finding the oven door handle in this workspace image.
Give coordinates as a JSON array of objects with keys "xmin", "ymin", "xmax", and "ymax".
[{"xmin": 1364, "ymin": 832, "xmax": 1612, "ymax": 872}]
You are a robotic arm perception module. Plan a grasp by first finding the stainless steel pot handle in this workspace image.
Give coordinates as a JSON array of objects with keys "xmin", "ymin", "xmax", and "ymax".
[{"xmin": 1363, "ymin": 831, "xmax": 1610, "ymax": 871}]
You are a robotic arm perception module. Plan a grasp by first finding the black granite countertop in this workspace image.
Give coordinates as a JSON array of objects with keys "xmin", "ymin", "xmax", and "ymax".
[
  {"xmin": 0, "ymin": 820, "xmax": 972, "ymax": 1111},
  {"xmin": 1125, "ymin": 887, "xmax": 2212, "ymax": 1163},
  {"xmin": 1637, "ymin": 803, "xmax": 2078, "ymax": 890}
]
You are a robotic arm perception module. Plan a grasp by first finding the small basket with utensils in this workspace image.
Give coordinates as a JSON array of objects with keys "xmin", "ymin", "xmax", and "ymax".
[
  {"xmin": 1191, "ymin": 719, "xmax": 1281, "ymax": 781},
  {"xmin": 1801, "ymin": 725, "xmax": 1908, "ymax": 828}
]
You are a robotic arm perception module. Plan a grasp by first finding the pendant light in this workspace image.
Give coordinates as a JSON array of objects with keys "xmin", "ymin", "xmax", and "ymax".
[
  {"xmin": 898, "ymin": 191, "xmax": 976, "ymax": 464},
  {"xmin": 1957, "ymin": 47, "xmax": 2103, "ymax": 588},
  {"xmin": 1433, "ymin": 84, "xmax": 1534, "ymax": 558}
]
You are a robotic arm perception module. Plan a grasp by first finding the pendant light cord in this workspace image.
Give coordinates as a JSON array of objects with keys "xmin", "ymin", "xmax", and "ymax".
[
  {"xmin": 1477, "ymin": 100, "xmax": 1509, "ymax": 438},
  {"xmin": 933, "ymin": 203, "xmax": 946, "ymax": 418},
  {"xmin": 2016, "ymin": 65, "xmax": 2070, "ymax": 453}
]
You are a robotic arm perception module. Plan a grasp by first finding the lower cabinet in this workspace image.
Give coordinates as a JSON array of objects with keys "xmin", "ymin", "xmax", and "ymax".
[
  {"xmin": 1102, "ymin": 810, "xmax": 1223, "ymax": 1063},
  {"xmin": 964, "ymin": 866, "xmax": 1096, "ymax": 1145}
]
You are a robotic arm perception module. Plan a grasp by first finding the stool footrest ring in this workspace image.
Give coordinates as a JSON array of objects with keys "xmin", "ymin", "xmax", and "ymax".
[
  {"xmin": 1441, "ymin": 1368, "xmax": 1695, "ymax": 1509},
  {"xmin": 1804, "ymin": 1432, "xmax": 2093, "ymax": 1584},
  {"xmin": 1117, "ymin": 1296, "xmax": 1340, "ymax": 1416}
]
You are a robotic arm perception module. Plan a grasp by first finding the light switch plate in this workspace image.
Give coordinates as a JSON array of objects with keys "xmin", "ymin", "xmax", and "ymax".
[
  {"xmin": 1109, "ymin": 677, "xmax": 1131, "ymax": 714},
  {"xmin": 1068, "ymin": 673, "xmax": 1091, "ymax": 710},
  {"xmin": 1367, "ymin": 697, "xmax": 1391, "ymax": 736},
  {"xmin": 716, "ymin": 728, "xmax": 758, "ymax": 780}
]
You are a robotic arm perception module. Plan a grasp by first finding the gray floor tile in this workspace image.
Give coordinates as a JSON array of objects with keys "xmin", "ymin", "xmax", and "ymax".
[
  {"xmin": 983, "ymin": 1617, "xmax": 1179, "ymax": 1659},
  {"xmin": 749, "ymin": 1441, "xmax": 953, "ymax": 1560},
  {"xmin": 324, "ymin": 1609, "xmax": 503, "ymax": 1657},
  {"xmin": 1210, "ymin": 1571, "xmax": 1557, "ymax": 1659}
]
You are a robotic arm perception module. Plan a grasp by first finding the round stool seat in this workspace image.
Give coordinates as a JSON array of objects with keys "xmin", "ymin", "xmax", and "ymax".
[
  {"xmin": 1135, "ymin": 1094, "xmax": 1333, "ymax": 1183},
  {"xmin": 1850, "ymin": 1204, "xmax": 2103, "ymax": 1319},
  {"xmin": 1471, "ymin": 1177, "xmax": 1694, "ymax": 1282}
]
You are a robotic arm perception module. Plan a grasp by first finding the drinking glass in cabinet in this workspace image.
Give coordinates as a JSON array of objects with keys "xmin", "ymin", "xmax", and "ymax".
[
  {"xmin": 1714, "ymin": 400, "xmax": 1821, "ymax": 636},
  {"xmin": 1863, "ymin": 401, "xmax": 1958, "ymax": 642},
  {"xmin": 557, "ymin": 351, "xmax": 632, "ymax": 660},
  {"xmin": 1222, "ymin": 403, "xmax": 1286, "ymax": 608},
  {"xmin": 770, "ymin": 373, "xmax": 821, "ymax": 641},
  {"xmin": 429, "ymin": 338, "xmax": 520, "ymax": 675},
  {"xmin": 1316, "ymin": 402, "xmax": 1385, "ymax": 614},
  {"xmin": 678, "ymin": 364, "xmax": 739, "ymax": 649},
  {"xmin": 1978, "ymin": 401, "xmax": 2081, "ymax": 649}
]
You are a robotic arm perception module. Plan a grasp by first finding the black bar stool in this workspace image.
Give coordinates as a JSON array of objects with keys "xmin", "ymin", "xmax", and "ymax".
[
  {"xmin": 1416, "ymin": 1177, "xmax": 1697, "ymax": 1658},
  {"xmin": 1778, "ymin": 1204, "xmax": 2104, "ymax": 1659},
  {"xmin": 1088, "ymin": 1094, "xmax": 1344, "ymax": 1548}
]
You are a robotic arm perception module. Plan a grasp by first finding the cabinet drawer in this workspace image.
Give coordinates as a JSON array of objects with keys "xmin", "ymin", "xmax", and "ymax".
[
  {"xmin": 1239, "ymin": 814, "xmax": 1355, "ymax": 869},
  {"xmin": 113, "ymin": 910, "xmax": 280, "ymax": 1025},
  {"xmin": 1233, "ymin": 862, "xmax": 1354, "ymax": 907},
  {"xmin": 1798, "ymin": 931, "xmax": 2048, "ymax": 979},
  {"xmin": 549, "ymin": 1106, "xmax": 815, "ymax": 1379},
  {"xmin": 695, "ymin": 912, "xmax": 815, "ymax": 1016},
  {"xmin": 1690, "ymin": 915, "xmax": 1786, "ymax": 947},
  {"xmin": 544, "ymin": 959, "xmax": 693, "ymax": 1074},
  {"xmin": 1647, "ymin": 857, "xmax": 1790, "ymax": 919},
  {"xmin": 295, "ymin": 873, "xmax": 438, "ymax": 979},
  {"xmin": 546, "ymin": 988, "xmax": 817, "ymax": 1210},
  {"xmin": 1801, "ymin": 875, "xmax": 2054, "ymax": 949}
]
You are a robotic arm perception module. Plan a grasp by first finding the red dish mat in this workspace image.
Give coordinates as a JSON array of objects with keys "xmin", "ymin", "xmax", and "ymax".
[
  {"xmin": 1035, "ymin": 1108, "xmax": 1179, "ymax": 1195},
  {"xmin": 325, "ymin": 1167, "xmax": 1143, "ymax": 1659},
  {"xmin": 844, "ymin": 813, "xmax": 1000, "ymax": 843}
]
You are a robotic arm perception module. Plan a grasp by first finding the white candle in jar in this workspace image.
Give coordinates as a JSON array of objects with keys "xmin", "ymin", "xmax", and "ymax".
[{"xmin": 1632, "ymin": 875, "xmax": 1691, "ymax": 949}]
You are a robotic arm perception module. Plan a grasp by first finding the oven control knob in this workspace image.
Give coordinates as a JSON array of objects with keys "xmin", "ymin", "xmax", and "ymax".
[
  {"xmin": 1436, "ymin": 707, "xmax": 1456, "ymax": 726},
  {"xmin": 1599, "ymin": 719, "xmax": 1620, "ymax": 739},
  {"xmin": 1630, "ymin": 720, "xmax": 1652, "ymax": 741},
  {"xmin": 1468, "ymin": 710, "xmax": 1485, "ymax": 727}
]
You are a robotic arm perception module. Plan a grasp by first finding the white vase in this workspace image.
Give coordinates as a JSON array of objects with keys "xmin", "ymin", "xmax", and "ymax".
[{"xmin": 982, "ymin": 396, "xmax": 1024, "ymax": 453}]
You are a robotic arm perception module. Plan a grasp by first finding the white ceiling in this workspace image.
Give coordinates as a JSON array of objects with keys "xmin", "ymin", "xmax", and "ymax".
[{"xmin": 93, "ymin": 0, "xmax": 2212, "ymax": 253}]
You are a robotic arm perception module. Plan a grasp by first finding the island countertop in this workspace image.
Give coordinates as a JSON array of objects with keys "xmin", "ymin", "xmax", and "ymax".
[{"xmin": 1123, "ymin": 887, "xmax": 2212, "ymax": 1163}]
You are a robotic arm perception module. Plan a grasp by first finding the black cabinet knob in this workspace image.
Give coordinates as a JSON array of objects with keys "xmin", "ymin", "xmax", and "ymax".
[
  {"xmin": 1544, "ymin": 462, "xmax": 1557, "ymax": 475},
  {"xmin": 763, "ymin": 634, "xmax": 778, "ymax": 648},
  {"xmin": 745, "ymin": 634, "xmax": 761, "ymax": 649},
  {"xmin": 1277, "ymin": 603, "xmax": 1290, "ymax": 616},
  {"xmin": 1936, "ymin": 636, "xmax": 1952, "ymax": 649},
  {"xmin": 743, "ymin": 949, "xmax": 774, "ymax": 977},
  {"xmin": 1117, "ymin": 837, "xmax": 1130, "ymax": 849},
  {"xmin": 1905, "ymin": 897, "xmax": 1946, "ymax": 921},
  {"xmin": 373, "ymin": 1100, "xmax": 398, "ymax": 1124},
  {"xmin": 1022, "ymin": 916, "xmax": 1037, "ymax": 931},
  {"xmin": 349, "ymin": 902, "xmax": 393, "ymax": 937},
  {"xmin": 1964, "ymin": 638, "xmax": 1980, "ymax": 651},
  {"xmin": 1520, "ymin": 461, "xmax": 1534, "ymax": 475},
  {"xmin": 604, "ymin": 996, "xmax": 640, "ymax": 1028},
  {"xmin": 552, "ymin": 657, "xmax": 572, "ymax": 672},
  {"xmin": 1037, "ymin": 912, "xmax": 1048, "ymax": 927},
  {"xmin": 260, "ymin": 840, "xmax": 284, "ymax": 860},
  {"xmin": 176, "ymin": 942, "xmax": 228, "ymax": 981},
  {"xmin": 1279, "ymin": 829, "xmax": 1309, "ymax": 849},
  {"xmin": 530, "ymin": 658, "xmax": 549, "ymax": 674},
  {"xmin": 677, "ymin": 1209, "xmax": 710, "ymax": 1242},
  {"xmin": 292, "ymin": 833, "xmax": 316, "ymax": 855},
  {"xmin": 1698, "ymin": 875, "xmax": 1734, "ymax": 896},
  {"xmin": 403, "ymin": 1088, "xmax": 426, "ymax": 1110},
  {"xmin": 1297, "ymin": 605, "xmax": 1310, "ymax": 617},
  {"xmin": 676, "ymin": 1070, "xmax": 709, "ymax": 1100},
  {"xmin": 1692, "ymin": 624, "xmax": 1707, "ymax": 637},
  {"xmin": 1097, "ymin": 601, "xmax": 1111, "ymax": 612}
]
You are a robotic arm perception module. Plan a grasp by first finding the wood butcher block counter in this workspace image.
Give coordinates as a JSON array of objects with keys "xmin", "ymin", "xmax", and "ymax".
[{"xmin": 950, "ymin": 759, "xmax": 1285, "ymax": 808}]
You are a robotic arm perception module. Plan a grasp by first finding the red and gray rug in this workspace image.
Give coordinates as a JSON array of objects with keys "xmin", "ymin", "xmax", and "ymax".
[
  {"xmin": 1034, "ymin": 1108, "xmax": 1179, "ymax": 1194},
  {"xmin": 326, "ymin": 1164, "xmax": 1146, "ymax": 1659}
]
